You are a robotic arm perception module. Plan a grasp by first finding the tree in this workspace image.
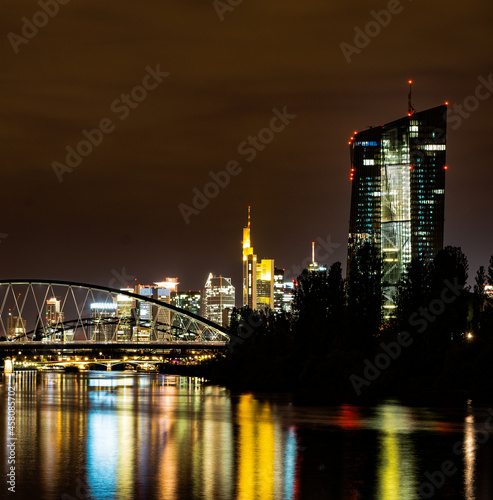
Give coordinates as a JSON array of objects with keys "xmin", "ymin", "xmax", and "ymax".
[
  {"xmin": 346, "ymin": 241, "xmax": 382, "ymax": 349},
  {"xmin": 473, "ymin": 266, "xmax": 487, "ymax": 334},
  {"xmin": 395, "ymin": 257, "xmax": 429, "ymax": 332},
  {"xmin": 488, "ymin": 255, "xmax": 493, "ymax": 286},
  {"xmin": 427, "ymin": 246, "xmax": 469, "ymax": 346}
]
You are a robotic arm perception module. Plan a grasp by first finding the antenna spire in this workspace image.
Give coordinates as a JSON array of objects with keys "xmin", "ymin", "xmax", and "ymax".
[
  {"xmin": 311, "ymin": 241, "xmax": 315, "ymax": 264},
  {"xmin": 407, "ymin": 80, "xmax": 416, "ymax": 116},
  {"xmin": 247, "ymin": 206, "xmax": 251, "ymax": 228}
]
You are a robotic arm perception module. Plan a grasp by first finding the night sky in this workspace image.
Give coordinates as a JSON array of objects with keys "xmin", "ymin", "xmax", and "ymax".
[{"xmin": 1, "ymin": 0, "xmax": 492, "ymax": 297}]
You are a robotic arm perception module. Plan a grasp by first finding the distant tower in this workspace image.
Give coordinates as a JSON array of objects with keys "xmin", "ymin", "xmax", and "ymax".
[
  {"xmin": 242, "ymin": 206, "xmax": 257, "ymax": 309},
  {"xmin": 307, "ymin": 241, "xmax": 327, "ymax": 274}
]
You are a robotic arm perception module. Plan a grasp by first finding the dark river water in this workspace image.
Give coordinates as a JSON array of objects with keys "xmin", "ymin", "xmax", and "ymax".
[{"xmin": 1, "ymin": 371, "xmax": 492, "ymax": 500}]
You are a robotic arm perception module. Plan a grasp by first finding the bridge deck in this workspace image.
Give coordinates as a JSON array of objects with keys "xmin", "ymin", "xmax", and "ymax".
[{"xmin": 0, "ymin": 341, "xmax": 227, "ymax": 350}]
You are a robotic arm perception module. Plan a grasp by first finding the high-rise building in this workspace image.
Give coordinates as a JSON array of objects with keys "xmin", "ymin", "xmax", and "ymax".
[
  {"xmin": 347, "ymin": 93, "xmax": 447, "ymax": 319},
  {"xmin": 116, "ymin": 291, "xmax": 135, "ymax": 341},
  {"xmin": 90, "ymin": 302, "xmax": 117, "ymax": 341},
  {"xmin": 135, "ymin": 279, "xmax": 179, "ymax": 341},
  {"xmin": 242, "ymin": 206, "xmax": 257, "ymax": 309},
  {"xmin": 45, "ymin": 297, "xmax": 65, "ymax": 341},
  {"xmin": 256, "ymin": 258, "xmax": 274, "ymax": 311},
  {"xmin": 203, "ymin": 273, "xmax": 235, "ymax": 327},
  {"xmin": 274, "ymin": 267, "xmax": 285, "ymax": 313},
  {"xmin": 281, "ymin": 281, "xmax": 295, "ymax": 313},
  {"xmin": 8, "ymin": 315, "xmax": 26, "ymax": 340},
  {"xmin": 273, "ymin": 267, "xmax": 296, "ymax": 314},
  {"xmin": 171, "ymin": 291, "xmax": 202, "ymax": 316}
]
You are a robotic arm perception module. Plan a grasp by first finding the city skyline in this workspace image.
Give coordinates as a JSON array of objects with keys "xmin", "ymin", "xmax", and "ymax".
[{"xmin": 1, "ymin": 2, "xmax": 492, "ymax": 294}]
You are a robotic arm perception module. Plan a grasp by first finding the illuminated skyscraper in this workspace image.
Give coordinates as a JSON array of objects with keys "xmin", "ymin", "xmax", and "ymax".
[
  {"xmin": 274, "ymin": 268, "xmax": 285, "ymax": 313},
  {"xmin": 171, "ymin": 291, "xmax": 202, "ymax": 316},
  {"xmin": 90, "ymin": 302, "xmax": 117, "ymax": 341},
  {"xmin": 242, "ymin": 206, "xmax": 257, "ymax": 309},
  {"xmin": 203, "ymin": 273, "xmax": 235, "ymax": 327},
  {"xmin": 348, "ymin": 95, "xmax": 447, "ymax": 319},
  {"xmin": 135, "ymin": 279, "xmax": 179, "ymax": 341},
  {"xmin": 45, "ymin": 297, "xmax": 64, "ymax": 341},
  {"xmin": 256, "ymin": 258, "xmax": 274, "ymax": 310},
  {"xmin": 116, "ymin": 291, "xmax": 135, "ymax": 341}
]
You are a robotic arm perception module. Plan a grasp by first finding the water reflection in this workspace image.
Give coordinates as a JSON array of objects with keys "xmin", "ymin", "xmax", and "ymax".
[
  {"xmin": 464, "ymin": 401, "xmax": 476, "ymax": 500},
  {"xmin": 1, "ymin": 372, "xmax": 492, "ymax": 499},
  {"xmin": 236, "ymin": 393, "xmax": 299, "ymax": 500},
  {"xmin": 375, "ymin": 403, "xmax": 417, "ymax": 500}
]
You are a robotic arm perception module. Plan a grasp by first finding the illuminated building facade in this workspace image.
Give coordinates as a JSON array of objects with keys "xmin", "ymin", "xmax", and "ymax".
[
  {"xmin": 90, "ymin": 302, "xmax": 117, "ymax": 341},
  {"xmin": 281, "ymin": 281, "xmax": 295, "ymax": 313},
  {"xmin": 171, "ymin": 291, "xmax": 202, "ymax": 316},
  {"xmin": 348, "ymin": 103, "xmax": 447, "ymax": 318},
  {"xmin": 256, "ymin": 258, "xmax": 275, "ymax": 311},
  {"xmin": 45, "ymin": 297, "xmax": 65, "ymax": 341},
  {"xmin": 8, "ymin": 315, "xmax": 26, "ymax": 340},
  {"xmin": 274, "ymin": 268, "xmax": 285, "ymax": 313},
  {"xmin": 203, "ymin": 273, "xmax": 235, "ymax": 327},
  {"xmin": 116, "ymin": 292, "xmax": 135, "ymax": 341},
  {"xmin": 135, "ymin": 279, "xmax": 179, "ymax": 341},
  {"xmin": 242, "ymin": 206, "xmax": 257, "ymax": 309}
]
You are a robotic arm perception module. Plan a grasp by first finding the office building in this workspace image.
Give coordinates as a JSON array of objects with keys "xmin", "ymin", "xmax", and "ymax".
[
  {"xmin": 90, "ymin": 302, "xmax": 117, "ymax": 342},
  {"xmin": 45, "ymin": 297, "xmax": 65, "ymax": 342},
  {"xmin": 171, "ymin": 291, "xmax": 202, "ymax": 316},
  {"xmin": 347, "ymin": 92, "xmax": 447, "ymax": 319},
  {"xmin": 242, "ymin": 206, "xmax": 257, "ymax": 309},
  {"xmin": 257, "ymin": 258, "xmax": 275, "ymax": 311},
  {"xmin": 116, "ymin": 291, "xmax": 135, "ymax": 341},
  {"xmin": 203, "ymin": 273, "xmax": 235, "ymax": 327}
]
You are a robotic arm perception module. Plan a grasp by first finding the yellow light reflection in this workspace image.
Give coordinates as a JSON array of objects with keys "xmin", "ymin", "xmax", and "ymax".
[
  {"xmin": 464, "ymin": 402, "xmax": 476, "ymax": 500},
  {"xmin": 237, "ymin": 394, "xmax": 276, "ymax": 500},
  {"xmin": 376, "ymin": 403, "xmax": 417, "ymax": 500}
]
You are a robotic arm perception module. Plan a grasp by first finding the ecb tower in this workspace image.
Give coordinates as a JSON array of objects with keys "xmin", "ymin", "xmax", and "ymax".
[{"xmin": 347, "ymin": 88, "xmax": 448, "ymax": 319}]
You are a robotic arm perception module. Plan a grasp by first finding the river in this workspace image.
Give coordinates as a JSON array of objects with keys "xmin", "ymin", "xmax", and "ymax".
[{"xmin": 1, "ymin": 371, "xmax": 491, "ymax": 499}]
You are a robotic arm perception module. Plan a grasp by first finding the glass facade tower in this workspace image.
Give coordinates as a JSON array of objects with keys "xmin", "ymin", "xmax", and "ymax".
[{"xmin": 347, "ymin": 105, "xmax": 447, "ymax": 319}]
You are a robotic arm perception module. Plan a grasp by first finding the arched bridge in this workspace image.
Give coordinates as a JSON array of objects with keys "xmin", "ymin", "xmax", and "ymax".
[{"xmin": 0, "ymin": 280, "xmax": 231, "ymax": 351}]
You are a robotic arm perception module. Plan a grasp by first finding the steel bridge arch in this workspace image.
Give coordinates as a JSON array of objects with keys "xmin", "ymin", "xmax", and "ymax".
[{"xmin": 0, "ymin": 279, "xmax": 230, "ymax": 344}]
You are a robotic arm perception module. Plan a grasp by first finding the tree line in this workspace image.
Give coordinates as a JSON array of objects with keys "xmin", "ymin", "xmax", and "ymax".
[{"xmin": 208, "ymin": 245, "xmax": 493, "ymax": 401}]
